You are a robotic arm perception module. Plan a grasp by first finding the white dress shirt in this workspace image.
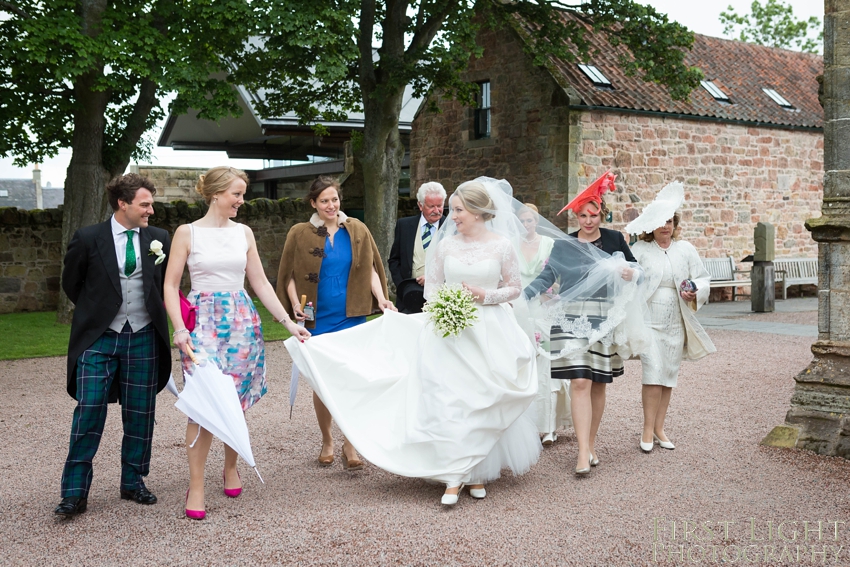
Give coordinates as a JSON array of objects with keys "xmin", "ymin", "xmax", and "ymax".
[{"xmin": 111, "ymin": 215, "xmax": 140, "ymax": 277}]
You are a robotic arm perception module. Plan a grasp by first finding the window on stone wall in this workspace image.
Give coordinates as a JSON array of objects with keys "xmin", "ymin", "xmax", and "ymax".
[{"xmin": 474, "ymin": 81, "xmax": 491, "ymax": 139}]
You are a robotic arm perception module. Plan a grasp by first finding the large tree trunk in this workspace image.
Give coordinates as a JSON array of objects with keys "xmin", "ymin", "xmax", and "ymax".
[
  {"xmin": 56, "ymin": 72, "xmax": 111, "ymax": 324},
  {"xmin": 55, "ymin": 0, "xmax": 111, "ymax": 323},
  {"xmin": 357, "ymin": 88, "xmax": 406, "ymax": 274}
]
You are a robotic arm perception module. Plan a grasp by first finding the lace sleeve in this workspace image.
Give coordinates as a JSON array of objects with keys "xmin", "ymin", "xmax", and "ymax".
[{"xmin": 483, "ymin": 240, "xmax": 521, "ymax": 305}]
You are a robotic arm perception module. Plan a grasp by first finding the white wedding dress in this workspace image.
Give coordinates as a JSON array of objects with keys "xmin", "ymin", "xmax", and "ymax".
[{"xmin": 285, "ymin": 235, "xmax": 541, "ymax": 486}]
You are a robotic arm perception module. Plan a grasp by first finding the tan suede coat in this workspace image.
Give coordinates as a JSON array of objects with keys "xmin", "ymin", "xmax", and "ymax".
[{"xmin": 276, "ymin": 213, "xmax": 389, "ymax": 329}]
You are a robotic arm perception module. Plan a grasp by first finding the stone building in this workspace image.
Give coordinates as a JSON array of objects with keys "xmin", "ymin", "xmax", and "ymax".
[
  {"xmin": 410, "ymin": 14, "xmax": 824, "ymax": 263},
  {"xmin": 128, "ymin": 165, "xmax": 208, "ymax": 203}
]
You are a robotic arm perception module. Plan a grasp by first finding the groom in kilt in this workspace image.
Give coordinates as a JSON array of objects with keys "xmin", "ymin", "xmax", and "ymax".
[{"xmin": 55, "ymin": 174, "xmax": 172, "ymax": 517}]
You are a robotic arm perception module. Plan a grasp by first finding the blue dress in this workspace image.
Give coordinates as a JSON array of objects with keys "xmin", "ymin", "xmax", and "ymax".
[{"xmin": 312, "ymin": 227, "xmax": 367, "ymax": 336}]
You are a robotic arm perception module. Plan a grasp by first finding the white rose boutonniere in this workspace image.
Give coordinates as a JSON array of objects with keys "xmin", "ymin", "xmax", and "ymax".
[{"xmin": 149, "ymin": 240, "xmax": 166, "ymax": 265}]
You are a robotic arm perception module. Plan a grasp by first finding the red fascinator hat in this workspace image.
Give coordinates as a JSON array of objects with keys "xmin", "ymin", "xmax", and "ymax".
[{"xmin": 557, "ymin": 171, "xmax": 617, "ymax": 216}]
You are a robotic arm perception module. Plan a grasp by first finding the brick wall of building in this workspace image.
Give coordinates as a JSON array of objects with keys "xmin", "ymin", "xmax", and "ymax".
[
  {"xmin": 410, "ymin": 26, "xmax": 572, "ymax": 223},
  {"xmin": 410, "ymin": 26, "xmax": 823, "ymax": 264},
  {"xmin": 575, "ymin": 111, "xmax": 823, "ymax": 259},
  {"xmin": 130, "ymin": 165, "xmax": 208, "ymax": 202}
]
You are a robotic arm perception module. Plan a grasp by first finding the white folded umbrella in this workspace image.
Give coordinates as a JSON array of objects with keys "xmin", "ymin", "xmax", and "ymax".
[
  {"xmin": 289, "ymin": 364, "xmax": 299, "ymax": 420},
  {"xmin": 175, "ymin": 362, "xmax": 263, "ymax": 483},
  {"xmin": 288, "ymin": 321, "xmax": 306, "ymax": 419},
  {"xmin": 164, "ymin": 373, "xmax": 180, "ymax": 397}
]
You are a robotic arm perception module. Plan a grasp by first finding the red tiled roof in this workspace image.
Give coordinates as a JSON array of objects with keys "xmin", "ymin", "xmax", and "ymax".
[{"xmin": 543, "ymin": 13, "xmax": 823, "ymax": 129}]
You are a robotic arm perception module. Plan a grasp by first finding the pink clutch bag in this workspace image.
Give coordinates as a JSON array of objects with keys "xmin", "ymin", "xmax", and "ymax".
[{"xmin": 179, "ymin": 290, "xmax": 198, "ymax": 332}]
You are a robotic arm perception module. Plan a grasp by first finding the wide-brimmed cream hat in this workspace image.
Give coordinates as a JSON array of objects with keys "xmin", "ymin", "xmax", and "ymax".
[{"xmin": 624, "ymin": 181, "xmax": 684, "ymax": 235}]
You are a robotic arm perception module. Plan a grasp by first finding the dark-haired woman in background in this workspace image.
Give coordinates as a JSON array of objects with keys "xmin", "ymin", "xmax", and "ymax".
[{"xmin": 276, "ymin": 176, "xmax": 395, "ymax": 470}]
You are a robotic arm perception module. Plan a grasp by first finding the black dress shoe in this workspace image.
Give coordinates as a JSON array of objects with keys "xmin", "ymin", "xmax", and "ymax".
[
  {"xmin": 54, "ymin": 496, "xmax": 88, "ymax": 517},
  {"xmin": 120, "ymin": 486, "xmax": 158, "ymax": 505}
]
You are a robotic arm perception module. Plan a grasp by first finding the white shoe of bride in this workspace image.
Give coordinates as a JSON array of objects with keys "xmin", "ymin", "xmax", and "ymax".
[
  {"xmin": 441, "ymin": 484, "xmax": 464, "ymax": 506},
  {"xmin": 468, "ymin": 487, "xmax": 486, "ymax": 499},
  {"xmin": 541, "ymin": 432, "xmax": 557, "ymax": 446}
]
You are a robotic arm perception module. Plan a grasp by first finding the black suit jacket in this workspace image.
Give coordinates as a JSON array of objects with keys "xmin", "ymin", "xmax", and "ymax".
[
  {"xmin": 62, "ymin": 220, "xmax": 172, "ymax": 401},
  {"xmin": 387, "ymin": 214, "xmax": 446, "ymax": 287},
  {"xmin": 524, "ymin": 227, "xmax": 635, "ymax": 298}
]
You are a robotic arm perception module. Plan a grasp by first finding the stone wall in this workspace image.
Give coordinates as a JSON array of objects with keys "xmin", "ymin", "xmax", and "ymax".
[
  {"xmin": 576, "ymin": 112, "xmax": 823, "ymax": 260},
  {"xmin": 410, "ymin": 24, "xmax": 824, "ymax": 265},
  {"xmin": 0, "ymin": 196, "xmax": 421, "ymax": 313},
  {"xmin": 0, "ymin": 207, "xmax": 63, "ymax": 313}
]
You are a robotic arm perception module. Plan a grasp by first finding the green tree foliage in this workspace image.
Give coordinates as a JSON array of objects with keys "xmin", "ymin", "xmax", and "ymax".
[
  {"xmin": 239, "ymin": 0, "xmax": 704, "ymax": 263},
  {"xmin": 0, "ymin": 0, "xmax": 254, "ymax": 321},
  {"xmin": 720, "ymin": 0, "xmax": 822, "ymax": 53}
]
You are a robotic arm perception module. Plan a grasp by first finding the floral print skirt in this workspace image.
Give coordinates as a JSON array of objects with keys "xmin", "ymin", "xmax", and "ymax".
[{"xmin": 181, "ymin": 289, "xmax": 267, "ymax": 411}]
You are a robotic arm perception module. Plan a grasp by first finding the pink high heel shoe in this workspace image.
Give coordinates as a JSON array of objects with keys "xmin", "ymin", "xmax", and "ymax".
[
  {"xmin": 185, "ymin": 489, "xmax": 205, "ymax": 520},
  {"xmin": 223, "ymin": 469, "xmax": 242, "ymax": 498}
]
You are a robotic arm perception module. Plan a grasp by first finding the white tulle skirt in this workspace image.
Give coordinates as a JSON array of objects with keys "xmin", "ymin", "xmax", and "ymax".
[{"xmin": 285, "ymin": 306, "xmax": 541, "ymax": 486}]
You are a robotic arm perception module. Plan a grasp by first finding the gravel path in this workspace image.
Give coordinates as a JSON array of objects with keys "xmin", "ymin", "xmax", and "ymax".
[{"xmin": 2, "ymin": 325, "xmax": 848, "ymax": 566}]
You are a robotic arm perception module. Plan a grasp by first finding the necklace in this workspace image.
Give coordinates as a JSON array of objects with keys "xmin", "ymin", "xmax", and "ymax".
[
  {"xmin": 521, "ymin": 234, "xmax": 540, "ymax": 244},
  {"xmin": 652, "ymin": 239, "xmax": 672, "ymax": 252}
]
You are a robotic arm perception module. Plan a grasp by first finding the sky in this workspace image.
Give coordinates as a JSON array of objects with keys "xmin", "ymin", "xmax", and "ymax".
[{"xmin": 0, "ymin": 0, "xmax": 824, "ymax": 188}]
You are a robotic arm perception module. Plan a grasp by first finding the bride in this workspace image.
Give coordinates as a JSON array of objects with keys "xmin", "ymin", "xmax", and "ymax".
[{"xmin": 285, "ymin": 179, "xmax": 541, "ymax": 506}]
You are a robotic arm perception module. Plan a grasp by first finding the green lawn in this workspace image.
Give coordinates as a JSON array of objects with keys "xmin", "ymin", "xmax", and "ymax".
[
  {"xmin": 0, "ymin": 302, "xmax": 380, "ymax": 361},
  {"xmin": 0, "ymin": 311, "xmax": 72, "ymax": 360},
  {"xmin": 0, "ymin": 301, "xmax": 293, "ymax": 361}
]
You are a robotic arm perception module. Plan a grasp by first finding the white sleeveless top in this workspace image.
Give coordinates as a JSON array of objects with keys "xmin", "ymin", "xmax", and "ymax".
[{"xmin": 188, "ymin": 224, "xmax": 248, "ymax": 292}]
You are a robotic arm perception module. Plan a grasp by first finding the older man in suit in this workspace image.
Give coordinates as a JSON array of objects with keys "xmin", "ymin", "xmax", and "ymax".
[
  {"xmin": 54, "ymin": 173, "xmax": 172, "ymax": 517},
  {"xmin": 388, "ymin": 182, "xmax": 447, "ymax": 313}
]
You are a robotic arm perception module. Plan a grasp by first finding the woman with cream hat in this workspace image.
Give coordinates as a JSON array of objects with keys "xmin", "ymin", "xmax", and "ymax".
[{"xmin": 626, "ymin": 182, "xmax": 716, "ymax": 453}]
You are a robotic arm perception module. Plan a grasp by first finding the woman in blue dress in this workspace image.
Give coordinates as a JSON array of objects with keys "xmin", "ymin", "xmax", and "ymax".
[{"xmin": 277, "ymin": 176, "xmax": 395, "ymax": 469}]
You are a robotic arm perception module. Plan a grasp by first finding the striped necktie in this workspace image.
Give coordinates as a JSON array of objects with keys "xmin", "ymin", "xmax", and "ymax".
[
  {"xmin": 124, "ymin": 229, "xmax": 136, "ymax": 276},
  {"xmin": 421, "ymin": 223, "xmax": 433, "ymax": 249}
]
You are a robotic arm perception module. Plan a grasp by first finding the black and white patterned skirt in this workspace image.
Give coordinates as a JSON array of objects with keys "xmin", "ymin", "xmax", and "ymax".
[{"xmin": 549, "ymin": 299, "xmax": 623, "ymax": 384}]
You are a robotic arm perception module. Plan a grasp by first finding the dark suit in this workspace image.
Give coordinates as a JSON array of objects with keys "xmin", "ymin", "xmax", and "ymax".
[
  {"xmin": 388, "ymin": 214, "xmax": 445, "ymax": 313},
  {"xmin": 60, "ymin": 219, "xmax": 171, "ymax": 497}
]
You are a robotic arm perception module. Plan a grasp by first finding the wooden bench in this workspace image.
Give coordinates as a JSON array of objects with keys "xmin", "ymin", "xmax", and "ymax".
[
  {"xmin": 773, "ymin": 257, "xmax": 818, "ymax": 300},
  {"xmin": 702, "ymin": 256, "xmax": 752, "ymax": 301}
]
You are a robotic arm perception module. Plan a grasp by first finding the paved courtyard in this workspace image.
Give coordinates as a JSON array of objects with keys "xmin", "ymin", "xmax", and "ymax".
[{"xmin": 1, "ymin": 298, "xmax": 847, "ymax": 566}]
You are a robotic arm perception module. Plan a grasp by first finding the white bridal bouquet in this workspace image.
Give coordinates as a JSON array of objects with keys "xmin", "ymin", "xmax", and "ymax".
[{"xmin": 423, "ymin": 284, "xmax": 479, "ymax": 338}]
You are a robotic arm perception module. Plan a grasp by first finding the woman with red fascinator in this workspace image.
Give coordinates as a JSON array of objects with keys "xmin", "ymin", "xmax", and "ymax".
[{"xmin": 524, "ymin": 171, "xmax": 639, "ymax": 475}]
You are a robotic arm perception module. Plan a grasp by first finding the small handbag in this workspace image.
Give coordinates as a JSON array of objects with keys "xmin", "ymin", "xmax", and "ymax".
[{"xmin": 179, "ymin": 290, "xmax": 198, "ymax": 332}]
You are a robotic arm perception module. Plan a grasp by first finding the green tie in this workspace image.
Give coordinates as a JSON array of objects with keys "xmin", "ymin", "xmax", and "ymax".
[{"xmin": 124, "ymin": 229, "xmax": 136, "ymax": 276}]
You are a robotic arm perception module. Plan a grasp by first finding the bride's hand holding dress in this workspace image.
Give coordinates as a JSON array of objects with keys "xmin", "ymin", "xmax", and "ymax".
[{"xmin": 285, "ymin": 180, "xmax": 541, "ymax": 507}]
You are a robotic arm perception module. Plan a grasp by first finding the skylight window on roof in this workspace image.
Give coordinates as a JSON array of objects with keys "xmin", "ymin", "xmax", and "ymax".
[
  {"xmin": 762, "ymin": 88, "xmax": 794, "ymax": 109},
  {"xmin": 578, "ymin": 64, "xmax": 611, "ymax": 86},
  {"xmin": 701, "ymin": 80, "xmax": 730, "ymax": 101}
]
